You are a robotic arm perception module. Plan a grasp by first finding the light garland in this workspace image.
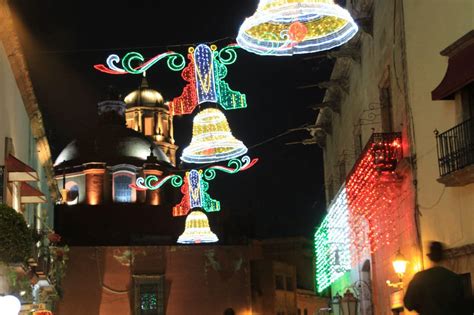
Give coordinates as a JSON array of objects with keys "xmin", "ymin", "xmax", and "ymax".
[
  {"xmin": 314, "ymin": 133, "xmax": 403, "ymax": 292},
  {"xmin": 237, "ymin": 0, "xmax": 358, "ymax": 56},
  {"xmin": 181, "ymin": 108, "xmax": 248, "ymax": 164},
  {"xmin": 177, "ymin": 210, "xmax": 219, "ymax": 244}
]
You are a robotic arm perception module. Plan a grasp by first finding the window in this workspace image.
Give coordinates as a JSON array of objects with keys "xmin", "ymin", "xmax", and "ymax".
[
  {"xmin": 379, "ymin": 70, "xmax": 394, "ymax": 132},
  {"xmin": 275, "ymin": 275, "xmax": 285, "ymax": 290},
  {"xmin": 133, "ymin": 275, "xmax": 164, "ymax": 315},
  {"xmin": 338, "ymin": 160, "xmax": 346, "ymax": 186},
  {"xmin": 126, "ymin": 118, "xmax": 135, "ymax": 130},
  {"xmin": 380, "ymin": 86, "xmax": 393, "ymax": 132},
  {"xmin": 113, "ymin": 172, "xmax": 136, "ymax": 203},
  {"xmin": 298, "ymin": 309, "xmax": 301, "ymax": 315},
  {"xmin": 144, "ymin": 117, "xmax": 154, "ymax": 136},
  {"xmin": 304, "ymin": 309, "xmax": 308, "ymax": 315},
  {"xmin": 461, "ymin": 82, "xmax": 474, "ymax": 120},
  {"xmin": 65, "ymin": 181, "xmax": 79, "ymax": 205},
  {"xmin": 285, "ymin": 276, "xmax": 294, "ymax": 291}
]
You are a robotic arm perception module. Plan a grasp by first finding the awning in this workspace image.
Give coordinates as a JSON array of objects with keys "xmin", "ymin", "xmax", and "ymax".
[
  {"xmin": 20, "ymin": 182, "xmax": 46, "ymax": 204},
  {"xmin": 432, "ymin": 31, "xmax": 474, "ymax": 100},
  {"xmin": 5, "ymin": 154, "xmax": 39, "ymax": 182}
]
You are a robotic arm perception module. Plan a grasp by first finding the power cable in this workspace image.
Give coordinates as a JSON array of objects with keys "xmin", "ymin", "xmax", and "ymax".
[{"xmin": 36, "ymin": 36, "xmax": 236, "ymax": 55}]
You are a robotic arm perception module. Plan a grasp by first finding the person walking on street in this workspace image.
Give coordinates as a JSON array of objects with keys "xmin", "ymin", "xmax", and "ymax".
[{"xmin": 404, "ymin": 241, "xmax": 470, "ymax": 315}]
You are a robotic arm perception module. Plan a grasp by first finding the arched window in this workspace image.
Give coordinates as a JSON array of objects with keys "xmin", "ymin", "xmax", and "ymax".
[
  {"xmin": 113, "ymin": 172, "xmax": 136, "ymax": 203},
  {"xmin": 65, "ymin": 181, "xmax": 79, "ymax": 205}
]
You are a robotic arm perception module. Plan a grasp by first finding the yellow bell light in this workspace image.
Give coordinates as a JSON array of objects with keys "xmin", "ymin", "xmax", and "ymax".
[
  {"xmin": 181, "ymin": 108, "xmax": 248, "ymax": 164},
  {"xmin": 177, "ymin": 209, "xmax": 219, "ymax": 244},
  {"xmin": 237, "ymin": 0, "xmax": 359, "ymax": 56}
]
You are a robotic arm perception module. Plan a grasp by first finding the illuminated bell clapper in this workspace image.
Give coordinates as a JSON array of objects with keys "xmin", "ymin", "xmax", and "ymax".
[
  {"xmin": 237, "ymin": 0, "xmax": 359, "ymax": 56},
  {"xmin": 181, "ymin": 108, "xmax": 248, "ymax": 164},
  {"xmin": 177, "ymin": 209, "xmax": 219, "ymax": 244}
]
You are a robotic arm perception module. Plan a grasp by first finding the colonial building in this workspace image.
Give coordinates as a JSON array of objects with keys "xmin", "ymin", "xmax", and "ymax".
[
  {"xmin": 53, "ymin": 78, "xmax": 328, "ymax": 314},
  {"xmin": 0, "ymin": 0, "xmax": 59, "ymax": 313},
  {"xmin": 311, "ymin": 0, "xmax": 473, "ymax": 314}
]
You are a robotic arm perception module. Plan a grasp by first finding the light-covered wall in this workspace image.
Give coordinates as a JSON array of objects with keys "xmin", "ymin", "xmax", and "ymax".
[
  {"xmin": 319, "ymin": 0, "xmax": 420, "ymax": 313},
  {"xmin": 402, "ymin": 0, "xmax": 474, "ymax": 264}
]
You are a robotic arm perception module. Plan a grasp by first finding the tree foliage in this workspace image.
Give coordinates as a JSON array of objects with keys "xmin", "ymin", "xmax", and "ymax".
[{"xmin": 0, "ymin": 204, "xmax": 33, "ymax": 263}]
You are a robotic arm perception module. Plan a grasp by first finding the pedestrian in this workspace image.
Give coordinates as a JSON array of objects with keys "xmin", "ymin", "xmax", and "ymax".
[{"xmin": 404, "ymin": 241, "xmax": 470, "ymax": 314}]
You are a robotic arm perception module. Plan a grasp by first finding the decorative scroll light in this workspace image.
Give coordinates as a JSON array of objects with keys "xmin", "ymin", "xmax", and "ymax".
[
  {"xmin": 237, "ymin": 0, "xmax": 359, "ymax": 56},
  {"xmin": 314, "ymin": 133, "xmax": 403, "ymax": 292},
  {"xmin": 169, "ymin": 44, "xmax": 247, "ymax": 116},
  {"xmin": 177, "ymin": 209, "xmax": 219, "ymax": 244},
  {"xmin": 94, "ymin": 51, "xmax": 186, "ymax": 75},
  {"xmin": 94, "ymin": 44, "xmax": 246, "ymax": 116},
  {"xmin": 128, "ymin": 155, "xmax": 258, "ymax": 217},
  {"xmin": 181, "ymin": 108, "xmax": 248, "ymax": 164}
]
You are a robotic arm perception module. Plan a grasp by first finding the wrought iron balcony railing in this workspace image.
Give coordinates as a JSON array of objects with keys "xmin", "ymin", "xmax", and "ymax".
[{"xmin": 436, "ymin": 118, "xmax": 474, "ymax": 177}]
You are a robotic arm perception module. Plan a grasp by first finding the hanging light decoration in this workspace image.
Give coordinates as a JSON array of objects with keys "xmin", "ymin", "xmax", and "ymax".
[
  {"xmin": 177, "ymin": 209, "xmax": 219, "ymax": 244},
  {"xmin": 181, "ymin": 108, "xmax": 248, "ymax": 164},
  {"xmin": 237, "ymin": 0, "xmax": 359, "ymax": 56},
  {"xmin": 169, "ymin": 44, "xmax": 247, "ymax": 116}
]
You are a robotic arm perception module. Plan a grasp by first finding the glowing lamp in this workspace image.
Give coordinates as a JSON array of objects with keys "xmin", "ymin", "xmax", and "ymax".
[
  {"xmin": 237, "ymin": 0, "xmax": 359, "ymax": 56},
  {"xmin": 181, "ymin": 108, "xmax": 248, "ymax": 164},
  {"xmin": 392, "ymin": 250, "xmax": 408, "ymax": 279},
  {"xmin": 177, "ymin": 209, "xmax": 219, "ymax": 244},
  {"xmin": 0, "ymin": 295, "xmax": 21, "ymax": 315}
]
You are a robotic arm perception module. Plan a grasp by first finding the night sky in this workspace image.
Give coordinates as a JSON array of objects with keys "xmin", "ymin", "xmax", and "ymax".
[{"xmin": 10, "ymin": 0, "xmax": 332, "ymax": 238}]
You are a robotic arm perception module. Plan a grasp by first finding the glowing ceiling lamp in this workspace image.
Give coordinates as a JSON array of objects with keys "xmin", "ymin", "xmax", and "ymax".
[
  {"xmin": 177, "ymin": 209, "xmax": 219, "ymax": 244},
  {"xmin": 181, "ymin": 108, "xmax": 248, "ymax": 164},
  {"xmin": 237, "ymin": 0, "xmax": 359, "ymax": 56}
]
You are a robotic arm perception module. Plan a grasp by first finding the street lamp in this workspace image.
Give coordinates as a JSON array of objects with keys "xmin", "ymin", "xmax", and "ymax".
[
  {"xmin": 341, "ymin": 290, "xmax": 358, "ymax": 315},
  {"xmin": 387, "ymin": 250, "xmax": 409, "ymax": 288},
  {"xmin": 0, "ymin": 295, "xmax": 21, "ymax": 315},
  {"xmin": 331, "ymin": 291, "xmax": 358, "ymax": 315},
  {"xmin": 392, "ymin": 250, "xmax": 408, "ymax": 281},
  {"xmin": 331, "ymin": 293, "xmax": 341, "ymax": 315}
]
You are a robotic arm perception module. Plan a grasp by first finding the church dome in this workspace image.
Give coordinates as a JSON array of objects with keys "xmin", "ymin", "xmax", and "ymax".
[
  {"xmin": 54, "ymin": 124, "xmax": 170, "ymax": 167},
  {"xmin": 124, "ymin": 77, "xmax": 166, "ymax": 108}
]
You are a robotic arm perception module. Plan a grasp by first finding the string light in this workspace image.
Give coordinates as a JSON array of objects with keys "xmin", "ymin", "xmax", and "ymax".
[
  {"xmin": 314, "ymin": 186, "xmax": 351, "ymax": 292},
  {"xmin": 181, "ymin": 108, "xmax": 248, "ymax": 164},
  {"xmin": 237, "ymin": 0, "xmax": 359, "ymax": 56},
  {"xmin": 314, "ymin": 133, "xmax": 403, "ymax": 292},
  {"xmin": 177, "ymin": 209, "xmax": 219, "ymax": 244}
]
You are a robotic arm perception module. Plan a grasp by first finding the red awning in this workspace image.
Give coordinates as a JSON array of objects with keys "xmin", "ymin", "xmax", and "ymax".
[
  {"xmin": 432, "ymin": 32, "xmax": 474, "ymax": 100},
  {"xmin": 20, "ymin": 182, "xmax": 46, "ymax": 204},
  {"xmin": 5, "ymin": 154, "xmax": 39, "ymax": 182}
]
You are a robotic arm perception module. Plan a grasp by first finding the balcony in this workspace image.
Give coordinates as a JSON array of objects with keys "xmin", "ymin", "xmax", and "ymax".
[{"xmin": 436, "ymin": 118, "xmax": 474, "ymax": 186}]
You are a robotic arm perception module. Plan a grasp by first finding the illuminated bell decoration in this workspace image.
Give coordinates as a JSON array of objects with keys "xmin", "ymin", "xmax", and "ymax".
[
  {"xmin": 177, "ymin": 209, "xmax": 219, "ymax": 244},
  {"xmin": 181, "ymin": 108, "xmax": 248, "ymax": 164},
  {"xmin": 236, "ymin": 0, "xmax": 359, "ymax": 56}
]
